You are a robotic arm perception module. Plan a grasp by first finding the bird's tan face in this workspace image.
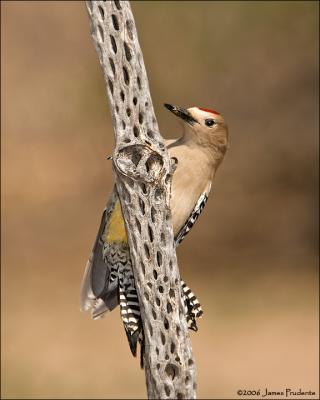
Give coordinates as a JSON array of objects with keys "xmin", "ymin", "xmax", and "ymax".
[
  {"xmin": 164, "ymin": 103, "xmax": 229, "ymax": 156},
  {"xmin": 187, "ymin": 107, "xmax": 228, "ymax": 147}
]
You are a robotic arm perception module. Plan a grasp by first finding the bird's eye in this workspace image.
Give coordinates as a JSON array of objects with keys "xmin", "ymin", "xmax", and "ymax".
[{"xmin": 205, "ymin": 118, "xmax": 215, "ymax": 127}]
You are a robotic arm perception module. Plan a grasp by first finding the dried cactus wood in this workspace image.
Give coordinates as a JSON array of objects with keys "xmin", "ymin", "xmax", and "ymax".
[{"xmin": 85, "ymin": 1, "xmax": 196, "ymax": 399}]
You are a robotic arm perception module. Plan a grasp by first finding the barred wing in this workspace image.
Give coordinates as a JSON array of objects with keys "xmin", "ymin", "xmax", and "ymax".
[{"xmin": 174, "ymin": 192, "xmax": 208, "ymax": 246}]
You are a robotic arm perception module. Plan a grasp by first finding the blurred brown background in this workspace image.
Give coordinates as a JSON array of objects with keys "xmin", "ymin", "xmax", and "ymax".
[{"xmin": 1, "ymin": 1, "xmax": 319, "ymax": 399}]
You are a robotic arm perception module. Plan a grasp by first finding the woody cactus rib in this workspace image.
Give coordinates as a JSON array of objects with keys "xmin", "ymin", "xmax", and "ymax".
[{"xmin": 85, "ymin": 1, "xmax": 196, "ymax": 399}]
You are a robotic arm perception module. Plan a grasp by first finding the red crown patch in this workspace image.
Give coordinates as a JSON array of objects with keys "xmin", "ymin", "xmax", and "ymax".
[{"xmin": 198, "ymin": 107, "xmax": 220, "ymax": 116}]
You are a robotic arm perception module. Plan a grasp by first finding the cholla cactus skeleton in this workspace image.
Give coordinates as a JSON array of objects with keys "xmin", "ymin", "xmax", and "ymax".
[{"xmin": 82, "ymin": 1, "xmax": 203, "ymax": 399}]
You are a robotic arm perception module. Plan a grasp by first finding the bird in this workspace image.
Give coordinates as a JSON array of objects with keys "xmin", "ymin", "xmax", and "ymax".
[{"xmin": 80, "ymin": 104, "xmax": 229, "ymax": 361}]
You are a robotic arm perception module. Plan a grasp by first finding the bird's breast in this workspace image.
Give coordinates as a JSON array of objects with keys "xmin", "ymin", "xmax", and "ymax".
[{"xmin": 168, "ymin": 144, "xmax": 213, "ymax": 236}]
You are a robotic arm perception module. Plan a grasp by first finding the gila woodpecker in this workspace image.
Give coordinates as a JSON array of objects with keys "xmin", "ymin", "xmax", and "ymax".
[{"xmin": 80, "ymin": 104, "xmax": 229, "ymax": 360}]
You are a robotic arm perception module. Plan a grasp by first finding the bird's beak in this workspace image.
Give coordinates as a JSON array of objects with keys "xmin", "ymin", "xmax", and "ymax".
[{"xmin": 164, "ymin": 103, "xmax": 198, "ymax": 125}]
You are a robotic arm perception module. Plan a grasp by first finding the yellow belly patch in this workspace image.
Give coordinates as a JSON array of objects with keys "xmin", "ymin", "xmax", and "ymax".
[{"xmin": 103, "ymin": 199, "xmax": 128, "ymax": 243}]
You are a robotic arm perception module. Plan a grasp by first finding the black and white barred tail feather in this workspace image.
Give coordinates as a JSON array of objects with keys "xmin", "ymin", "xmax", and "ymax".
[
  {"xmin": 104, "ymin": 242, "xmax": 142, "ymax": 357},
  {"xmin": 81, "ymin": 190, "xmax": 207, "ymax": 363},
  {"xmin": 181, "ymin": 280, "xmax": 203, "ymax": 332},
  {"xmin": 119, "ymin": 281, "xmax": 141, "ymax": 356}
]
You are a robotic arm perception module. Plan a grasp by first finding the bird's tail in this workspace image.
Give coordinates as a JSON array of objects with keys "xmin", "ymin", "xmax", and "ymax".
[
  {"xmin": 120, "ymin": 277, "xmax": 203, "ymax": 367},
  {"xmin": 181, "ymin": 280, "xmax": 204, "ymax": 331},
  {"xmin": 119, "ymin": 277, "xmax": 142, "ymax": 358}
]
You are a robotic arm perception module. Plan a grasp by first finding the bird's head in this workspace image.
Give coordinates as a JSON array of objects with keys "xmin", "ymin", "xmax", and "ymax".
[{"xmin": 164, "ymin": 103, "xmax": 229, "ymax": 158}]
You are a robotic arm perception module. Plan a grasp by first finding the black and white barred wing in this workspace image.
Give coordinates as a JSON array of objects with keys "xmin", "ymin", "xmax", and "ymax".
[
  {"xmin": 175, "ymin": 192, "xmax": 208, "ymax": 246},
  {"xmin": 174, "ymin": 192, "xmax": 209, "ymax": 329}
]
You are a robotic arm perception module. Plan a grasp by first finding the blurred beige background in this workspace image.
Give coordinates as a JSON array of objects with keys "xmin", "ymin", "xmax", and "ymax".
[{"xmin": 1, "ymin": 1, "xmax": 319, "ymax": 399}]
